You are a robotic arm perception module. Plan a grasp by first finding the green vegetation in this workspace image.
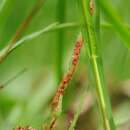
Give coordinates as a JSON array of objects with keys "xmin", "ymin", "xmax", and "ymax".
[{"xmin": 0, "ymin": 0, "xmax": 130, "ymax": 130}]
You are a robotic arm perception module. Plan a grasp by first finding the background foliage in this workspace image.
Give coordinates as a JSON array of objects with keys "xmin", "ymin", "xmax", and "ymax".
[{"xmin": 0, "ymin": 0, "xmax": 130, "ymax": 130}]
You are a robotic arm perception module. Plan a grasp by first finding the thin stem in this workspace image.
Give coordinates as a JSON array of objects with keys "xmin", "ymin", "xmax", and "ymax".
[
  {"xmin": 0, "ymin": 0, "xmax": 45, "ymax": 64},
  {"xmin": 69, "ymin": 88, "xmax": 87, "ymax": 130},
  {"xmin": 0, "ymin": 68, "xmax": 27, "ymax": 90},
  {"xmin": 7, "ymin": 23, "xmax": 59, "ymax": 56},
  {"xmin": 77, "ymin": 0, "xmax": 116, "ymax": 130},
  {"xmin": 0, "ymin": 22, "xmax": 129, "ymax": 64}
]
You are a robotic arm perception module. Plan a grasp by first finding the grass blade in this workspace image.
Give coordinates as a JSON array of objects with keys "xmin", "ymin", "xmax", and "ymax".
[
  {"xmin": 69, "ymin": 89, "xmax": 87, "ymax": 130},
  {"xmin": 55, "ymin": 0, "xmax": 66, "ymax": 83},
  {"xmin": 77, "ymin": 0, "xmax": 116, "ymax": 130},
  {"xmin": 97, "ymin": 0, "xmax": 130, "ymax": 50},
  {"xmin": 0, "ymin": 0, "xmax": 46, "ymax": 64},
  {"xmin": 0, "ymin": 0, "xmax": 7, "ymax": 12},
  {"xmin": 0, "ymin": 0, "xmax": 15, "ymax": 35}
]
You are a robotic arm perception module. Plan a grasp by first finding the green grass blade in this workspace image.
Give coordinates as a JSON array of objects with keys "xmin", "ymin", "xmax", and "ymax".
[
  {"xmin": 97, "ymin": 0, "xmax": 130, "ymax": 50},
  {"xmin": 10, "ymin": 23, "xmax": 59, "ymax": 52},
  {"xmin": 69, "ymin": 89, "xmax": 86, "ymax": 130},
  {"xmin": 0, "ymin": 0, "xmax": 7, "ymax": 12},
  {"xmin": 77, "ymin": 0, "xmax": 116, "ymax": 130},
  {"xmin": 0, "ymin": 22, "xmax": 56, "ymax": 62},
  {"xmin": 55, "ymin": 0, "xmax": 66, "ymax": 83},
  {"xmin": 0, "ymin": 0, "xmax": 15, "ymax": 34}
]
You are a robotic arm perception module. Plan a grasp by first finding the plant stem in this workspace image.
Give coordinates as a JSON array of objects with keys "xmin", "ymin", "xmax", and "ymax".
[
  {"xmin": 50, "ymin": 34, "xmax": 83, "ymax": 130},
  {"xmin": 0, "ymin": 68, "xmax": 27, "ymax": 90},
  {"xmin": 1, "ymin": 21, "xmax": 129, "ymax": 62},
  {"xmin": 56, "ymin": 0, "xmax": 66, "ymax": 83},
  {"xmin": 94, "ymin": 0, "xmax": 100, "ymax": 42},
  {"xmin": 69, "ymin": 88, "xmax": 87, "ymax": 130},
  {"xmin": 0, "ymin": 0, "xmax": 45, "ymax": 64},
  {"xmin": 77, "ymin": 0, "xmax": 116, "ymax": 130}
]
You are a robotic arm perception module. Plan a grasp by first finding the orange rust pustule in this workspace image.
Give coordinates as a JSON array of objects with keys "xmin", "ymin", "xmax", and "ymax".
[
  {"xmin": 51, "ymin": 36, "xmax": 83, "ymax": 109},
  {"xmin": 72, "ymin": 37, "xmax": 83, "ymax": 65}
]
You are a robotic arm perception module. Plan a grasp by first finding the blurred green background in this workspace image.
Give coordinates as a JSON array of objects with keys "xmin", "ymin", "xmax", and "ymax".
[{"xmin": 0, "ymin": 0, "xmax": 130, "ymax": 130}]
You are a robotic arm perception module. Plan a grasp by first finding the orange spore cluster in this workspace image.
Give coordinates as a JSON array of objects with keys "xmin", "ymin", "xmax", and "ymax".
[
  {"xmin": 51, "ymin": 35, "xmax": 83, "ymax": 109},
  {"xmin": 72, "ymin": 36, "xmax": 83, "ymax": 65}
]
